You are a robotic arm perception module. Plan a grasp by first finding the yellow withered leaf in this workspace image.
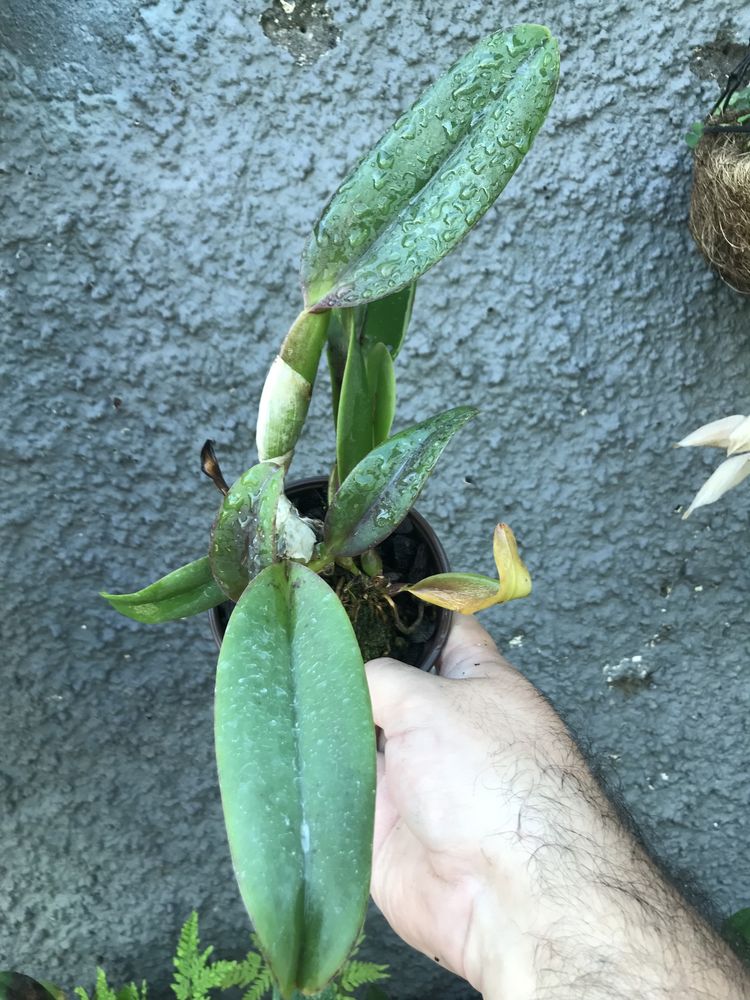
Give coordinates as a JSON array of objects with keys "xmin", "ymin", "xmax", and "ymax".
[
  {"xmin": 493, "ymin": 522, "xmax": 532, "ymax": 602},
  {"xmin": 405, "ymin": 571, "xmax": 500, "ymax": 614},
  {"xmin": 405, "ymin": 523, "xmax": 531, "ymax": 614}
]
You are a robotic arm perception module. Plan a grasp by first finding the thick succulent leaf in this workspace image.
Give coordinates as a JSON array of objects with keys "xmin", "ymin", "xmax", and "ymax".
[
  {"xmin": 367, "ymin": 343, "xmax": 396, "ymax": 447},
  {"xmin": 405, "ymin": 523, "xmax": 531, "ymax": 612},
  {"xmin": 337, "ymin": 324, "xmax": 375, "ymax": 483},
  {"xmin": 101, "ymin": 557, "xmax": 225, "ymax": 623},
  {"xmin": 215, "ymin": 562, "xmax": 375, "ymax": 999},
  {"xmin": 209, "ymin": 462, "xmax": 284, "ymax": 600},
  {"xmin": 301, "ymin": 25, "xmax": 558, "ymax": 309},
  {"xmin": 358, "ymin": 282, "xmax": 416, "ymax": 359},
  {"xmin": 324, "ymin": 406, "xmax": 477, "ymax": 557},
  {"xmin": 327, "ymin": 286, "xmax": 412, "ymax": 429},
  {"xmin": 0, "ymin": 975, "xmax": 60, "ymax": 1000}
]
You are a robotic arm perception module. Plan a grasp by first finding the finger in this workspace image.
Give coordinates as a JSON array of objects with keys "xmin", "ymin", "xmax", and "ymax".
[
  {"xmin": 372, "ymin": 750, "xmax": 399, "ymax": 857},
  {"xmin": 365, "ymin": 655, "xmax": 438, "ymax": 736},
  {"xmin": 437, "ymin": 614, "xmax": 515, "ymax": 679}
]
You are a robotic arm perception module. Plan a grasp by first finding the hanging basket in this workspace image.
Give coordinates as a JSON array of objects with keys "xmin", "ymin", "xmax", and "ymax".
[{"xmin": 688, "ymin": 43, "xmax": 750, "ymax": 294}]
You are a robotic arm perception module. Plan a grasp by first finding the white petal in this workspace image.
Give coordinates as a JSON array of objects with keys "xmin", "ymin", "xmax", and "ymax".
[
  {"xmin": 682, "ymin": 454, "xmax": 750, "ymax": 518},
  {"xmin": 727, "ymin": 415, "xmax": 750, "ymax": 455},
  {"xmin": 676, "ymin": 414, "xmax": 745, "ymax": 449}
]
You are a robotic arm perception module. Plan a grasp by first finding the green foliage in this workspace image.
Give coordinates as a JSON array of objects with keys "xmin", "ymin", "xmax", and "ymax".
[
  {"xmin": 724, "ymin": 907, "xmax": 750, "ymax": 965},
  {"xmin": 327, "ymin": 286, "xmax": 410, "ymax": 465},
  {"xmin": 727, "ymin": 85, "xmax": 750, "ymax": 113},
  {"xmin": 101, "ymin": 557, "xmax": 225, "ymax": 624},
  {"xmin": 70, "ymin": 915, "xmax": 386, "ymax": 1000},
  {"xmin": 73, "ymin": 968, "xmax": 146, "ymax": 1000},
  {"xmin": 336, "ymin": 958, "xmax": 389, "ymax": 996},
  {"xmin": 366, "ymin": 345, "xmax": 396, "ymax": 449},
  {"xmin": 300, "ymin": 25, "xmax": 559, "ymax": 308},
  {"xmin": 687, "ymin": 85, "xmax": 750, "ymax": 148},
  {"xmin": 209, "ymin": 462, "xmax": 284, "ymax": 600},
  {"xmin": 355, "ymin": 283, "xmax": 415, "ymax": 361},
  {"xmin": 102, "ymin": 24, "xmax": 546, "ymax": 1000},
  {"xmin": 685, "ymin": 120, "xmax": 704, "ymax": 148},
  {"xmin": 214, "ymin": 565, "xmax": 375, "ymax": 998},
  {"xmin": 324, "ymin": 406, "xmax": 477, "ymax": 558},
  {"xmin": 337, "ymin": 314, "xmax": 375, "ymax": 482},
  {"xmin": 171, "ymin": 913, "xmax": 266, "ymax": 1000}
]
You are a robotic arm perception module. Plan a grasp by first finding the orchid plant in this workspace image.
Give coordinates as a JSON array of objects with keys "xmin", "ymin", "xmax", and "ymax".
[{"xmin": 102, "ymin": 25, "xmax": 559, "ymax": 1000}]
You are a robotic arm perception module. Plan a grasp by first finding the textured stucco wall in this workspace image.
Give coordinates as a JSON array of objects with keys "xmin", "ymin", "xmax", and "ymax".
[{"xmin": 1, "ymin": 1, "xmax": 749, "ymax": 997}]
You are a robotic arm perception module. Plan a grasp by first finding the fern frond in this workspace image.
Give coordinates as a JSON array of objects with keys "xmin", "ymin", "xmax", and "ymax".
[
  {"xmin": 217, "ymin": 953, "xmax": 262, "ymax": 989},
  {"xmin": 339, "ymin": 960, "xmax": 389, "ymax": 993},
  {"xmin": 349, "ymin": 931, "xmax": 366, "ymax": 956},
  {"xmin": 174, "ymin": 913, "xmax": 200, "ymax": 971},
  {"xmin": 173, "ymin": 912, "xmax": 239, "ymax": 1000},
  {"xmin": 114, "ymin": 983, "xmax": 147, "ymax": 1000},
  {"xmin": 93, "ymin": 968, "xmax": 117, "ymax": 1000},
  {"xmin": 75, "ymin": 970, "xmax": 145, "ymax": 1000},
  {"xmin": 240, "ymin": 964, "xmax": 273, "ymax": 1000},
  {"xmin": 199, "ymin": 960, "xmax": 246, "ymax": 991}
]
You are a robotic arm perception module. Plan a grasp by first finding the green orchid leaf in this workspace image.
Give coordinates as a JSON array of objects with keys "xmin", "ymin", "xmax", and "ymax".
[
  {"xmin": 405, "ymin": 523, "xmax": 531, "ymax": 612},
  {"xmin": 209, "ymin": 462, "xmax": 284, "ymax": 600},
  {"xmin": 0, "ymin": 974, "xmax": 61, "ymax": 1000},
  {"xmin": 301, "ymin": 25, "xmax": 558, "ymax": 309},
  {"xmin": 327, "ymin": 285, "xmax": 411, "ymax": 435},
  {"xmin": 215, "ymin": 562, "xmax": 375, "ymax": 999},
  {"xmin": 358, "ymin": 282, "xmax": 416, "ymax": 359},
  {"xmin": 327, "ymin": 462, "xmax": 340, "ymax": 510},
  {"xmin": 326, "ymin": 310, "xmax": 350, "ymax": 426},
  {"xmin": 102, "ymin": 557, "xmax": 225, "ymax": 624},
  {"xmin": 337, "ymin": 321, "xmax": 375, "ymax": 483},
  {"xmin": 329, "ymin": 290, "xmax": 405, "ymax": 465},
  {"xmin": 366, "ymin": 342, "xmax": 396, "ymax": 447},
  {"xmin": 724, "ymin": 908, "xmax": 750, "ymax": 964},
  {"xmin": 324, "ymin": 406, "xmax": 477, "ymax": 558}
]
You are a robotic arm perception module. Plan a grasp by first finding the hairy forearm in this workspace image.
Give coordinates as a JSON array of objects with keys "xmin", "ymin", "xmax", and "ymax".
[{"xmin": 470, "ymin": 743, "xmax": 750, "ymax": 1000}]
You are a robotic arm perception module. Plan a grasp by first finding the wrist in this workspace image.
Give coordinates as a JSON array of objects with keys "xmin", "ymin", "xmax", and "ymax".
[{"xmin": 466, "ymin": 828, "xmax": 750, "ymax": 1000}]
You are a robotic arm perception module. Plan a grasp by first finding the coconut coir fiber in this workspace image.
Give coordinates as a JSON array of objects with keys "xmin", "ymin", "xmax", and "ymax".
[{"xmin": 689, "ymin": 109, "xmax": 750, "ymax": 294}]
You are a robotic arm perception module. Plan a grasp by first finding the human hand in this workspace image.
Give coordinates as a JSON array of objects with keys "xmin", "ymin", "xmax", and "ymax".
[{"xmin": 366, "ymin": 616, "xmax": 750, "ymax": 1000}]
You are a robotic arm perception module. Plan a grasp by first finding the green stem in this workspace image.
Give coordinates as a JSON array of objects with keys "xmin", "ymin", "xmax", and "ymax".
[
  {"xmin": 256, "ymin": 310, "xmax": 331, "ymax": 468},
  {"xmin": 280, "ymin": 309, "xmax": 330, "ymax": 382},
  {"xmin": 335, "ymin": 556, "xmax": 361, "ymax": 576},
  {"xmin": 360, "ymin": 547, "xmax": 383, "ymax": 577},
  {"xmin": 306, "ymin": 547, "xmax": 333, "ymax": 574}
]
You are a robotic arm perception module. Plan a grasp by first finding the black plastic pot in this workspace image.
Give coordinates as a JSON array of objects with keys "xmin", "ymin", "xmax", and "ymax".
[{"xmin": 209, "ymin": 476, "xmax": 453, "ymax": 671}]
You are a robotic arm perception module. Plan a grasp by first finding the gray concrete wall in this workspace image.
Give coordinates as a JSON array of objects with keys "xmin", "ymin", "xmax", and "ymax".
[{"xmin": 1, "ymin": 1, "xmax": 748, "ymax": 997}]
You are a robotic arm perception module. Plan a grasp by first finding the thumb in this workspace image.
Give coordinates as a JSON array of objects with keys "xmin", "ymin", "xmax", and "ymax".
[
  {"xmin": 437, "ymin": 614, "xmax": 515, "ymax": 679},
  {"xmin": 365, "ymin": 655, "xmax": 439, "ymax": 738}
]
